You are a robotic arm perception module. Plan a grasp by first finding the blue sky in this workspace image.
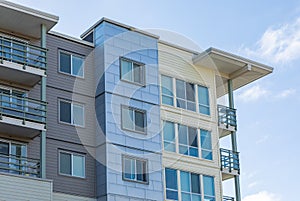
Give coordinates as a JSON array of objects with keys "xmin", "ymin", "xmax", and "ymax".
[{"xmin": 8, "ymin": 0, "xmax": 300, "ymax": 200}]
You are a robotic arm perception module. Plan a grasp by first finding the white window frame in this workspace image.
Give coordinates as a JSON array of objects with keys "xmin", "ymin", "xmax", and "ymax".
[
  {"xmin": 58, "ymin": 150, "xmax": 86, "ymax": 178},
  {"xmin": 162, "ymin": 121, "xmax": 213, "ymax": 161},
  {"xmin": 120, "ymin": 57, "xmax": 146, "ymax": 86},
  {"xmin": 122, "ymin": 155, "xmax": 148, "ymax": 184},
  {"xmin": 58, "ymin": 99, "xmax": 85, "ymax": 127},
  {"xmin": 58, "ymin": 50, "xmax": 85, "ymax": 78},
  {"xmin": 160, "ymin": 75, "xmax": 211, "ymax": 116},
  {"xmin": 121, "ymin": 105, "xmax": 147, "ymax": 134},
  {"xmin": 164, "ymin": 168, "xmax": 216, "ymax": 201}
]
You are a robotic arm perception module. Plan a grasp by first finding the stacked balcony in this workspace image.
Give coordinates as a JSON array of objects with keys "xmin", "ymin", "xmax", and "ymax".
[
  {"xmin": 218, "ymin": 105, "xmax": 237, "ymax": 138},
  {"xmin": 220, "ymin": 148, "xmax": 240, "ymax": 180},
  {"xmin": 223, "ymin": 196, "xmax": 235, "ymax": 201}
]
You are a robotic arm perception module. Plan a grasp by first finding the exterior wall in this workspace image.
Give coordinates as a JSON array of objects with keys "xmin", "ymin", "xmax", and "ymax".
[
  {"xmin": 53, "ymin": 192, "xmax": 97, "ymax": 201},
  {"xmin": 94, "ymin": 21, "xmax": 163, "ymax": 201},
  {"xmin": 44, "ymin": 34, "xmax": 96, "ymax": 198},
  {"xmin": 0, "ymin": 173, "xmax": 53, "ymax": 201},
  {"xmin": 158, "ymin": 42, "xmax": 223, "ymax": 200}
]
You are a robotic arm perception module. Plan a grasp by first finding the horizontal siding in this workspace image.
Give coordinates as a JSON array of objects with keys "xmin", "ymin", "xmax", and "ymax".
[
  {"xmin": 0, "ymin": 173, "xmax": 52, "ymax": 201},
  {"xmin": 46, "ymin": 34, "xmax": 95, "ymax": 97},
  {"xmin": 53, "ymin": 192, "xmax": 96, "ymax": 201},
  {"xmin": 46, "ymin": 138, "xmax": 96, "ymax": 198}
]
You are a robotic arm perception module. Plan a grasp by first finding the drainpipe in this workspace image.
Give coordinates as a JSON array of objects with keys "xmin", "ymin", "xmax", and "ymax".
[
  {"xmin": 228, "ymin": 79, "xmax": 241, "ymax": 201},
  {"xmin": 40, "ymin": 24, "xmax": 47, "ymax": 179}
]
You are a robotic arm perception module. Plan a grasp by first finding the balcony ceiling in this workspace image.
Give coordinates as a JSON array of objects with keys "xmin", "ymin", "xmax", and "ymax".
[
  {"xmin": 193, "ymin": 47, "xmax": 273, "ymax": 98},
  {"xmin": 0, "ymin": 1, "xmax": 58, "ymax": 39}
]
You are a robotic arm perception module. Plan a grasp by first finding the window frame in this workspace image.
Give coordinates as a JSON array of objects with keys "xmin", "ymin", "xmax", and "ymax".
[
  {"xmin": 58, "ymin": 50, "xmax": 85, "ymax": 78},
  {"xmin": 122, "ymin": 155, "xmax": 149, "ymax": 184},
  {"xmin": 119, "ymin": 57, "xmax": 146, "ymax": 86},
  {"xmin": 162, "ymin": 121, "xmax": 213, "ymax": 161},
  {"xmin": 58, "ymin": 99, "xmax": 85, "ymax": 127},
  {"xmin": 121, "ymin": 105, "xmax": 147, "ymax": 134},
  {"xmin": 160, "ymin": 75, "xmax": 211, "ymax": 116},
  {"xmin": 164, "ymin": 168, "xmax": 216, "ymax": 201},
  {"xmin": 58, "ymin": 150, "xmax": 86, "ymax": 178}
]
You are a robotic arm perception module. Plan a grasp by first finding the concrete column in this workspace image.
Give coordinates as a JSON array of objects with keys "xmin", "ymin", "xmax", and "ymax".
[
  {"xmin": 228, "ymin": 79, "xmax": 241, "ymax": 201},
  {"xmin": 40, "ymin": 24, "xmax": 47, "ymax": 178}
]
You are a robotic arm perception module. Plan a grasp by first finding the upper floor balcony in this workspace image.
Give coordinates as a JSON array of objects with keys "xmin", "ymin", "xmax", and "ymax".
[
  {"xmin": 218, "ymin": 105, "xmax": 237, "ymax": 138},
  {"xmin": 223, "ymin": 196, "xmax": 234, "ymax": 201},
  {"xmin": 220, "ymin": 148, "xmax": 240, "ymax": 180},
  {"xmin": 0, "ymin": 35, "xmax": 47, "ymax": 87},
  {"xmin": 0, "ymin": 92, "xmax": 46, "ymax": 138}
]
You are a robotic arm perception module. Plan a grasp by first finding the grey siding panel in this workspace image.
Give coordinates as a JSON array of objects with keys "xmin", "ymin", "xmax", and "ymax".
[
  {"xmin": 46, "ymin": 34, "xmax": 95, "ymax": 97},
  {"xmin": 46, "ymin": 138, "xmax": 96, "ymax": 198}
]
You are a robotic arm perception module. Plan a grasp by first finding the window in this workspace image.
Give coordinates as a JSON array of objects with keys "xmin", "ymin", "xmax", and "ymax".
[
  {"xmin": 59, "ymin": 100, "xmax": 84, "ymax": 126},
  {"xmin": 178, "ymin": 124, "xmax": 198, "ymax": 157},
  {"xmin": 59, "ymin": 151, "xmax": 85, "ymax": 178},
  {"xmin": 180, "ymin": 171, "xmax": 201, "ymax": 201},
  {"xmin": 161, "ymin": 75, "xmax": 174, "ymax": 106},
  {"xmin": 176, "ymin": 79, "xmax": 196, "ymax": 111},
  {"xmin": 200, "ymin": 130, "xmax": 213, "ymax": 160},
  {"xmin": 162, "ymin": 121, "xmax": 212, "ymax": 161},
  {"xmin": 165, "ymin": 168, "xmax": 178, "ymax": 200},
  {"xmin": 164, "ymin": 169, "xmax": 215, "ymax": 201},
  {"xmin": 163, "ymin": 121, "xmax": 176, "ymax": 152},
  {"xmin": 120, "ymin": 57, "xmax": 145, "ymax": 85},
  {"xmin": 198, "ymin": 86, "xmax": 210, "ymax": 115},
  {"xmin": 123, "ymin": 156, "xmax": 148, "ymax": 183},
  {"xmin": 59, "ymin": 51, "xmax": 84, "ymax": 77},
  {"xmin": 121, "ymin": 106, "xmax": 146, "ymax": 133},
  {"xmin": 203, "ymin": 176, "xmax": 215, "ymax": 201},
  {"xmin": 160, "ymin": 75, "xmax": 210, "ymax": 115}
]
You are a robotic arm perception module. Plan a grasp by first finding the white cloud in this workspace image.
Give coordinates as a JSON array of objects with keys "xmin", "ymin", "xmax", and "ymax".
[
  {"xmin": 275, "ymin": 88, "xmax": 296, "ymax": 98},
  {"xmin": 244, "ymin": 17, "xmax": 300, "ymax": 64},
  {"xmin": 256, "ymin": 135, "xmax": 269, "ymax": 144},
  {"xmin": 243, "ymin": 191, "xmax": 282, "ymax": 201},
  {"xmin": 237, "ymin": 85, "xmax": 269, "ymax": 102}
]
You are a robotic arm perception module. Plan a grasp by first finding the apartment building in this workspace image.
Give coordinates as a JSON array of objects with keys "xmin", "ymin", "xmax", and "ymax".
[{"xmin": 0, "ymin": 1, "xmax": 273, "ymax": 201}]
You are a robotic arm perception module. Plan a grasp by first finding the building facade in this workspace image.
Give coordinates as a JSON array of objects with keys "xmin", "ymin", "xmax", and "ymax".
[{"xmin": 0, "ymin": 1, "xmax": 273, "ymax": 201}]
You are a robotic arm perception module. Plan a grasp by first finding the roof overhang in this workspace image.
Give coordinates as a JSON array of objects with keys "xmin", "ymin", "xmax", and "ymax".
[
  {"xmin": 193, "ymin": 47, "xmax": 273, "ymax": 98},
  {"xmin": 0, "ymin": 0, "xmax": 58, "ymax": 39}
]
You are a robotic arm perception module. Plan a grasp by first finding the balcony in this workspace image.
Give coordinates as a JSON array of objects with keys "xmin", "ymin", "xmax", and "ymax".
[
  {"xmin": 218, "ymin": 105, "xmax": 237, "ymax": 138},
  {"xmin": 0, "ymin": 35, "xmax": 47, "ymax": 87},
  {"xmin": 220, "ymin": 148, "xmax": 240, "ymax": 180},
  {"xmin": 223, "ymin": 196, "xmax": 234, "ymax": 201},
  {"xmin": 0, "ymin": 92, "xmax": 46, "ymax": 138},
  {"xmin": 0, "ymin": 153, "xmax": 40, "ymax": 177}
]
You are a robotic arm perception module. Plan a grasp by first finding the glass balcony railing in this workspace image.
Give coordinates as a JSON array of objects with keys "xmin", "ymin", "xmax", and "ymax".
[
  {"xmin": 0, "ymin": 92, "xmax": 47, "ymax": 124},
  {"xmin": 0, "ymin": 153, "xmax": 40, "ymax": 177},
  {"xmin": 0, "ymin": 35, "xmax": 47, "ymax": 70},
  {"xmin": 220, "ymin": 148, "xmax": 240, "ymax": 174},
  {"xmin": 217, "ymin": 105, "xmax": 237, "ymax": 130},
  {"xmin": 223, "ymin": 196, "xmax": 234, "ymax": 201}
]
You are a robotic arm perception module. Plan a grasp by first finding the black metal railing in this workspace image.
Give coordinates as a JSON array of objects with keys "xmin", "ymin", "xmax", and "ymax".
[
  {"xmin": 0, "ymin": 35, "xmax": 47, "ymax": 70},
  {"xmin": 223, "ymin": 196, "xmax": 234, "ymax": 201},
  {"xmin": 0, "ymin": 93, "xmax": 47, "ymax": 124},
  {"xmin": 218, "ymin": 105, "xmax": 237, "ymax": 130},
  {"xmin": 220, "ymin": 148, "xmax": 240, "ymax": 174},
  {"xmin": 0, "ymin": 153, "xmax": 40, "ymax": 177}
]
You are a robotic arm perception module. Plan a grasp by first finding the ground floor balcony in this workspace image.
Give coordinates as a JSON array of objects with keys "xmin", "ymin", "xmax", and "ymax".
[
  {"xmin": 0, "ymin": 34, "xmax": 47, "ymax": 87},
  {"xmin": 0, "ymin": 93, "xmax": 46, "ymax": 138},
  {"xmin": 218, "ymin": 105, "xmax": 237, "ymax": 138},
  {"xmin": 220, "ymin": 148, "xmax": 240, "ymax": 180},
  {"xmin": 0, "ymin": 152, "xmax": 39, "ymax": 177}
]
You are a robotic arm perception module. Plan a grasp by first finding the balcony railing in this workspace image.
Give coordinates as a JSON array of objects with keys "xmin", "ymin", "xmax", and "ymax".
[
  {"xmin": 218, "ymin": 105, "xmax": 237, "ymax": 130},
  {"xmin": 0, "ymin": 35, "xmax": 47, "ymax": 70},
  {"xmin": 223, "ymin": 196, "xmax": 234, "ymax": 201},
  {"xmin": 0, "ymin": 153, "xmax": 40, "ymax": 177},
  {"xmin": 220, "ymin": 148, "xmax": 240, "ymax": 174},
  {"xmin": 0, "ymin": 93, "xmax": 47, "ymax": 124}
]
